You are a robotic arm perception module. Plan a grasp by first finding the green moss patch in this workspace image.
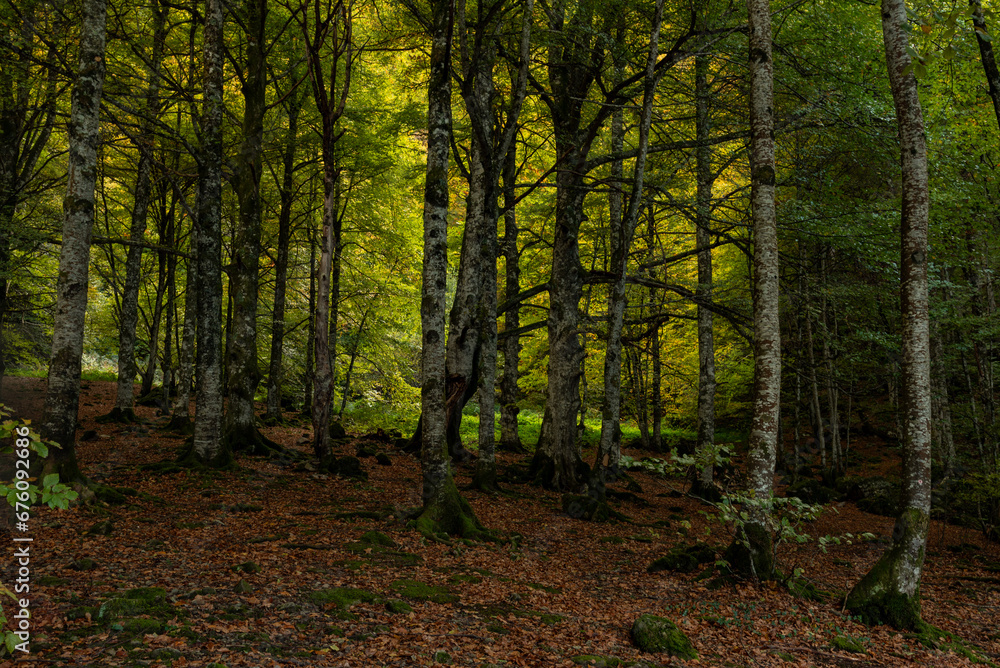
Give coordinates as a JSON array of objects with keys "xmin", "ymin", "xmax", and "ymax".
[
  {"xmin": 389, "ymin": 579, "xmax": 458, "ymax": 604},
  {"xmin": 308, "ymin": 586, "xmax": 381, "ymax": 611},
  {"xmin": 830, "ymin": 634, "xmax": 866, "ymax": 654},
  {"xmin": 630, "ymin": 613, "xmax": 697, "ymax": 659},
  {"xmin": 648, "ymin": 543, "xmax": 716, "ymax": 574}
]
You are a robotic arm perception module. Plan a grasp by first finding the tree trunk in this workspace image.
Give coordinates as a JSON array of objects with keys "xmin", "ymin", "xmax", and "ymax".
[
  {"xmin": 159, "ymin": 195, "xmax": 177, "ymax": 399},
  {"xmin": 846, "ymin": 0, "xmax": 932, "ymax": 630},
  {"xmin": 729, "ymin": 0, "xmax": 779, "ymax": 581},
  {"xmin": 302, "ymin": 222, "xmax": 316, "ymax": 417},
  {"xmin": 695, "ymin": 52, "xmax": 717, "ymax": 488},
  {"xmin": 265, "ymin": 84, "xmax": 302, "ymax": 424},
  {"xmin": 224, "ymin": 0, "xmax": 277, "ymax": 456},
  {"xmin": 41, "ymin": 0, "xmax": 107, "ymax": 483},
  {"xmin": 415, "ymin": 0, "xmax": 483, "ymax": 538},
  {"xmin": 108, "ymin": 0, "xmax": 166, "ymax": 423},
  {"xmin": 971, "ymin": 0, "xmax": 1000, "ymax": 131},
  {"xmin": 189, "ymin": 0, "xmax": 228, "ymax": 467},
  {"xmin": 499, "ymin": 140, "xmax": 524, "ymax": 453},
  {"xmin": 302, "ymin": 0, "xmax": 352, "ymax": 461},
  {"xmin": 168, "ymin": 244, "xmax": 196, "ymax": 432}
]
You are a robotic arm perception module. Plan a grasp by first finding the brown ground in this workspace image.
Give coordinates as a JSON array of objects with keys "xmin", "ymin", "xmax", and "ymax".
[{"xmin": 1, "ymin": 376, "xmax": 999, "ymax": 668}]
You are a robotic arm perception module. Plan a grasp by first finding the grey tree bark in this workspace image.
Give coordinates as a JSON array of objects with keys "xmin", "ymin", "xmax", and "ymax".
[
  {"xmin": 189, "ymin": 0, "xmax": 228, "ymax": 466},
  {"xmin": 265, "ymin": 83, "xmax": 303, "ymax": 424},
  {"xmin": 694, "ymin": 52, "xmax": 717, "ymax": 490},
  {"xmin": 727, "ymin": 0, "xmax": 780, "ymax": 581},
  {"xmin": 414, "ymin": 0, "xmax": 484, "ymax": 538},
  {"xmin": 498, "ymin": 142, "xmax": 524, "ymax": 453},
  {"xmin": 108, "ymin": 0, "xmax": 166, "ymax": 423},
  {"xmin": 168, "ymin": 244, "xmax": 196, "ymax": 432},
  {"xmin": 41, "ymin": 0, "xmax": 107, "ymax": 483},
  {"xmin": 846, "ymin": 0, "xmax": 932, "ymax": 630}
]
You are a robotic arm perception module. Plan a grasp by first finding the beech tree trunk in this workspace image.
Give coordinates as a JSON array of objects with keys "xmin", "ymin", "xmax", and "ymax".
[
  {"xmin": 110, "ymin": 0, "xmax": 166, "ymax": 423},
  {"xmin": 498, "ymin": 141, "xmax": 524, "ymax": 453},
  {"xmin": 695, "ymin": 52, "xmax": 717, "ymax": 489},
  {"xmin": 972, "ymin": 0, "xmax": 1000, "ymax": 131},
  {"xmin": 415, "ymin": 0, "xmax": 483, "ymax": 538},
  {"xmin": 224, "ymin": 0, "xmax": 274, "ymax": 455},
  {"xmin": 728, "ymin": 0, "xmax": 779, "ymax": 581},
  {"xmin": 846, "ymin": 0, "xmax": 932, "ymax": 630},
  {"xmin": 41, "ymin": 0, "xmax": 107, "ymax": 483},
  {"xmin": 168, "ymin": 246, "xmax": 196, "ymax": 430},
  {"xmin": 190, "ymin": 0, "xmax": 228, "ymax": 466},
  {"xmin": 302, "ymin": 0, "xmax": 352, "ymax": 460},
  {"xmin": 265, "ymin": 85, "xmax": 302, "ymax": 423}
]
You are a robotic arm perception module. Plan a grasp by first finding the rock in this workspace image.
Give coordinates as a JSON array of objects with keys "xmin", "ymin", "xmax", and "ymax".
[
  {"xmin": 359, "ymin": 530, "xmax": 395, "ymax": 547},
  {"xmin": 356, "ymin": 445, "xmax": 378, "ymax": 458},
  {"xmin": 325, "ymin": 455, "xmax": 367, "ymax": 481},
  {"xmin": 855, "ymin": 477, "xmax": 900, "ymax": 517},
  {"xmin": 630, "ymin": 613, "xmax": 697, "ymax": 658},
  {"xmin": 376, "ymin": 453, "xmax": 392, "ymax": 466},
  {"xmin": 784, "ymin": 478, "xmax": 838, "ymax": 504},
  {"xmin": 385, "ymin": 599, "xmax": 412, "ymax": 614},
  {"xmin": 647, "ymin": 543, "xmax": 716, "ymax": 574},
  {"xmin": 329, "ymin": 421, "xmax": 347, "ymax": 440},
  {"xmin": 87, "ymin": 520, "xmax": 114, "ymax": 535},
  {"xmin": 234, "ymin": 579, "xmax": 254, "ymax": 594}
]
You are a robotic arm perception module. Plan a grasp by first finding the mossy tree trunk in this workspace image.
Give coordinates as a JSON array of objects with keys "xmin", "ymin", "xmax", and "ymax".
[
  {"xmin": 416, "ymin": 0, "xmax": 483, "ymax": 538},
  {"xmin": 41, "ymin": 0, "xmax": 107, "ymax": 484},
  {"xmin": 498, "ymin": 144, "xmax": 524, "ymax": 453},
  {"xmin": 728, "ymin": 0, "xmax": 779, "ymax": 581},
  {"xmin": 846, "ymin": 0, "xmax": 931, "ymax": 630},
  {"xmin": 167, "ymin": 248, "xmax": 196, "ymax": 433},
  {"xmin": 223, "ymin": 0, "xmax": 280, "ymax": 457}
]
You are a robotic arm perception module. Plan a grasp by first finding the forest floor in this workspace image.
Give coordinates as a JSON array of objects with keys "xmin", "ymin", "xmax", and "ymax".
[{"xmin": 1, "ymin": 376, "xmax": 999, "ymax": 668}]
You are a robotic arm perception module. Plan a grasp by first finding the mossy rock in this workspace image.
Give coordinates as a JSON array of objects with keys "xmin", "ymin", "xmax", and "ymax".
[
  {"xmin": 149, "ymin": 648, "xmax": 184, "ymax": 660},
  {"xmin": 325, "ymin": 455, "xmax": 367, "ymax": 481},
  {"xmin": 356, "ymin": 445, "xmax": 378, "ymax": 458},
  {"xmin": 385, "ymin": 599, "xmax": 413, "ymax": 614},
  {"xmin": 359, "ymin": 530, "xmax": 396, "ymax": 547},
  {"xmin": 99, "ymin": 587, "xmax": 169, "ymax": 621},
  {"xmin": 37, "ymin": 576, "xmax": 70, "ymax": 586},
  {"xmin": 433, "ymin": 650, "xmax": 452, "ymax": 664},
  {"xmin": 599, "ymin": 536, "xmax": 625, "ymax": 545},
  {"xmin": 234, "ymin": 579, "xmax": 254, "ymax": 594},
  {"xmin": 376, "ymin": 453, "xmax": 392, "ymax": 466},
  {"xmin": 648, "ymin": 543, "xmax": 716, "ymax": 574},
  {"xmin": 70, "ymin": 557, "xmax": 99, "ymax": 571},
  {"xmin": 562, "ymin": 494, "xmax": 611, "ymax": 522},
  {"xmin": 389, "ymin": 579, "xmax": 458, "ymax": 604},
  {"xmin": 87, "ymin": 520, "xmax": 114, "ymax": 536},
  {"xmin": 117, "ymin": 617, "xmax": 166, "ymax": 634},
  {"xmin": 854, "ymin": 477, "xmax": 901, "ymax": 517},
  {"xmin": 784, "ymin": 478, "xmax": 838, "ymax": 504},
  {"xmin": 630, "ymin": 614, "xmax": 697, "ymax": 659},
  {"xmin": 308, "ymin": 587, "xmax": 380, "ymax": 610},
  {"xmin": 329, "ymin": 421, "xmax": 348, "ymax": 439},
  {"xmin": 570, "ymin": 656, "xmax": 623, "ymax": 667},
  {"xmin": 830, "ymin": 634, "xmax": 866, "ymax": 653},
  {"xmin": 233, "ymin": 560, "xmax": 261, "ymax": 574}
]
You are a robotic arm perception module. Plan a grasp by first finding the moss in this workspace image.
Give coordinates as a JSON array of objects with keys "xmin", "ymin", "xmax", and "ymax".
[
  {"xmin": 93, "ymin": 484, "xmax": 128, "ymax": 505},
  {"xmin": 413, "ymin": 477, "xmax": 488, "ymax": 540},
  {"xmin": 87, "ymin": 520, "xmax": 114, "ymax": 536},
  {"xmin": 233, "ymin": 561, "xmax": 261, "ymax": 574},
  {"xmin": 723, "ymin": 521, "xmax": 775, "ymax": 581},
  {"xmin": 562, "ymin": 494, "xmax": 611, "ymax": 522},
  {"xmin": 845, "ymin": 508, "xmax": 928, "ymax": 630},
  {"xmin": 118, "ymin": 617, "xmax": 166, "ymax": 634},
  {"xmin": 98, "ymin": 587, "xmax": 170, "ymax": 621},
  {"xmin": 385, "ymin": 599, "xmax": 413, "ymax": 614},
  {"xmin": 308, "ymin": 587, "xmax": 380, "ymax": 610},
  {"xmin": 648, "ymin": 543, "xmax": 716, "ymax": 574},
  {"xmin": 433, "ymin": 650, "xmax": 452, "ymax": 664},
  {"xmin": 325, "ymin": 455, "xmax": 367, "ymax": 480},
  {"xmin": 390, "ymin": 579, "xmax": 458, "ymax": 604},
  {"xmin": 37, "ymin": 576, "xmax": 70, "ymax": 586},
  {"xmin": 830, "ymin": 634, "xmax": 866, "ymax": 653},
  {"xmin": 630, "ymin": 613, "xmax": 697, "ymax": 659},
  {"xmin": 359, "ymin": 530, "xmax": 396, "ymax": 547},
  {"xmin": 570, "ymin": 656, "xmax": 622, "ymax": 667}
]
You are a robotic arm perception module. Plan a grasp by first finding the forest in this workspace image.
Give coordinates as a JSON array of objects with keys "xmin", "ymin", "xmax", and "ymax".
[{"xmin": 1, "ymin": 0, "xmax": 1000, "ymax": 664}]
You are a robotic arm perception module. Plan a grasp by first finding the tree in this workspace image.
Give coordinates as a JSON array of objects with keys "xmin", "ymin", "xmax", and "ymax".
[
  {"xmin": 223, "ymin": 0, "xmax": 282, "ymax": 456},
  {"xmin": 415, "ymin": 0, "xmax": 484, "ymax": 538},
  {"xmin": 104, "ymin": 0, "xmax": 167, "ymax": 424},
  {"xmin": 190, "ymin": 0, "xmax": 229, "ymax": 466},
  {"xmin": 845, "ymin": 0, "xmax": 932, "ymax": 630},
  {"xmin": 726, "ymin": 0, "xmax": 780, "ymax": 580},
  {"xmin": 299, "ymin": 0, "xmax": 353, "ymax": 461},
  {"xmin": 40, "ymin": 0, "xmax": 107, "ymax": 483}
]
